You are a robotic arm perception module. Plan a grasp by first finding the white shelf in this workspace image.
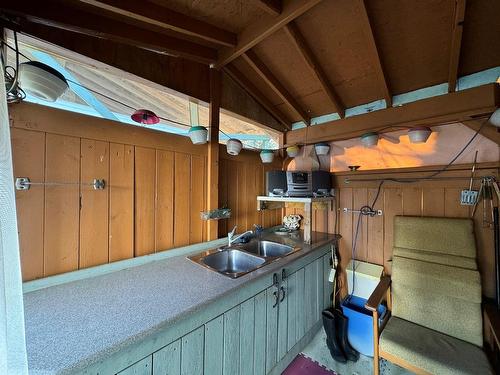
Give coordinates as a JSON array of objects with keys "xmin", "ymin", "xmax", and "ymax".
[
  {"xmin": 256, "ymin": 196, "xmax": 334, "ymax": 203},
  {"xmin": 256, "ymin": 196, "xmax": 334, "ymax": 244}
]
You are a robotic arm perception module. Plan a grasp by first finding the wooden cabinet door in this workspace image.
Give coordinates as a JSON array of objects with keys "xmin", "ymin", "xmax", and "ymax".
[
  {"xmin": 265, "ymin": 282, "xmax": 279, "ymax": 373},
  {"xmin": 277, "ymin": 274, "xmax": 288, "ymax": 361}
]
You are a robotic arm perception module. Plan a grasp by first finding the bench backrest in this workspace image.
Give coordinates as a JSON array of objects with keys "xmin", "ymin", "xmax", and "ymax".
[{"xmin": 391, "ymin": 216, "xmax": 483, "ymax": 346}]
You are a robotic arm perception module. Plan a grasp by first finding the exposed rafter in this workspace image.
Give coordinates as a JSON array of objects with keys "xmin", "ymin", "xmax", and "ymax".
[
  {"xmin": 1, "ymin": 2, "xmax": 217, "ymax": 64},
  {"xmin": 243, "ymin": 50, "xmax": 309, "ymax": 125},
  {"xmin": 224, "ymin": 64, "xmax": 291, "ymax": 131},
  {"xmin": 255, "ymin": 0, "xmax": 282, "ymax": 16},
  {"xmin": 75, "ymin": 0, "xmax": 237, "ymax": 47},
  {"xmin": 462, "ymin": 118, "xmax": 500, "ymax": 145},
  {"xmin": 355, "ymin": 0, "xmax": 392, "ymax": 107},
  {"xmin": 284, "ymin": 22, "xmax": 345, "ymax": 118},
  {"xmin": 285, "ymin": 84, "xmax": 499, "ymax": 145},
  {"xmin": 448, "ymin": 0, "xmax": 466, "ymax": 93},
  {"xmin": 215, "ymin": 0, "xmax": 322, "ymax": 68}
]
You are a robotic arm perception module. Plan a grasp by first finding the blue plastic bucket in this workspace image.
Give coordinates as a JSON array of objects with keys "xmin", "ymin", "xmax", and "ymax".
[{"xmin": 341, "ymin": 295, "xmax": 387, "ymax": 357}]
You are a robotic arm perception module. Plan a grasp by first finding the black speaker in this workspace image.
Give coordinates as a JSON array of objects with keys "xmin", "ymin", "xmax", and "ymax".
[
  {"xmin": 312, "ymin": 171, "xmax": 332, "ymax": 194},
  {"xmin": 266, "ymin": 170, "xmax": 287, "ymax": 196}
]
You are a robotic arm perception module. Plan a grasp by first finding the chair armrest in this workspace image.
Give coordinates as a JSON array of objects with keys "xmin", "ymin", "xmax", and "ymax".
[{"xmin": 365, "ymin": 276, "xmax": 391, "ymax": 312}]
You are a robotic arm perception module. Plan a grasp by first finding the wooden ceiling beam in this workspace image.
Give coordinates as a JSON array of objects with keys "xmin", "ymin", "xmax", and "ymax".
[
  {"xmin": 462, "ymin": 118, "xmax": 500, "ymax": 145},
  {"xmin": 448, "ymin": 0, "xmax": 466, "ymax": 93},
  {"xmin": 243, "ymin": 50, "xmax": 309, "ymax": 125},
  {"xmin": 74, "ymin": 0, "xmax": 237, "ymax": 47},
  {"xmin": 355, "ymin": 0, "xmax": 392, "ymax": 107},
  {"xmin": 256, "ymin": 0, "xmax": 282, "ymax": 16},
  {"xmin": 216, "ymin": 0, "xmax": 322, "ymax": 68},
  {"xmin": 224, "ymin": 64, "xmax": 291, "ymax": 131},
  {"xmin": 1, "ymin": 2, "xmax": 217, "ymax": 64},
  {"xmin": 284, "ymin": 22, "xmax": 345, "ymax": 118},
  {"xmin": 285, "ymin": 83, "xmax": 500, "ymax": 145}
]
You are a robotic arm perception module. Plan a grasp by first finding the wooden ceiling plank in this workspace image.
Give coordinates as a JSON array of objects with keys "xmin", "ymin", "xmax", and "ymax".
[
  {"xmin": 256, "ymin": 0, "xmax": 282, "ymax": 16},
  {"xmin": 224, "ymin": 64, "xmax": 291, "ymax": 131},
  {"xmin": 284, "ymin": 22, "xmax": 345, "ymax": 118},
  {"xmin": 462, "ymin": 118, "xmax": 500, "ymax": 145},
  {"xmin": 243, "ymin": 50, "xmax": 309, "ymax": 124},
  {"xmin": 216, "ymin": 0, "xmax": 322, "ymax": 68},
  {"xmin": 448, "ymin": 0, "xmax": 466, "ymax": 93},
  {"xmin": 355, "ymin": 0, "xmax": 392, "ymax": 107},
  {"xmin": 285, "ymin": 83, "xmax": 500, "ymax": 145},
  {"xmin": 1, "ymin": 2, "xmax": 217, "ymax": 64},
  {"xmin": 75, "ymin": 0, "xmax": 237, "ymax": 47}
]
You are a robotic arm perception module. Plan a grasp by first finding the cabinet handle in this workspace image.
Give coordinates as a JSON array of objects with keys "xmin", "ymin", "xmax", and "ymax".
[
  {"xmin": 273, "ymin": 272, "xmax": 279, "ymax": 287},
  {"xmin": 273, "ymin": 290, "xmax": 279, "ymax": 308},
  {"xmin": 281, "ymin": 268, "xmax": 287, "ymax": 281},
  {"xmin": 279, "ymin": 286, "xmax": 286, "ymax": 302}
]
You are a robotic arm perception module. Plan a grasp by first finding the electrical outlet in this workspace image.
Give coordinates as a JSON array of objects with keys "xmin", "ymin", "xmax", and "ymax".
[{"xmin": 328, "ymin": 268, "xmax": 336, "ymax": 282}]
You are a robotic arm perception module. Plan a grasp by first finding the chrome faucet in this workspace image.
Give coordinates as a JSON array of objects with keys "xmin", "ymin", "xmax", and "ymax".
[{"xmin": 228, "ymin": 226, "xmax": 253, "ymax": 246}]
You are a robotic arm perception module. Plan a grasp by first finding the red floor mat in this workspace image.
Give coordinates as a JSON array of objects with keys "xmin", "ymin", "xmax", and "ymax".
[{"xmin": 282, "ymin": 354, "xmax": 338, "ymax": 375}]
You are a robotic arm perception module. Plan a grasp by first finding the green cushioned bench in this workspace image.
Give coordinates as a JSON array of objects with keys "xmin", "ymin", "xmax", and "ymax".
[{"xmin": 366, "ymin": 216, "xmax": 493, "ymax": 375}]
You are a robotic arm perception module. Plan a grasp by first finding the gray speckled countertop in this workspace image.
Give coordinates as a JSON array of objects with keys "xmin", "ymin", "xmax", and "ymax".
[{"xmin": 24, "ymin": 231, "xmax": 339, "ymax": 375}]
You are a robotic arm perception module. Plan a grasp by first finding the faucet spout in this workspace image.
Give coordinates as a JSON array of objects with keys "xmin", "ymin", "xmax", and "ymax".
[{"xmin": 228, "ymin": 226, "xmax": 253, "ymax": 246}]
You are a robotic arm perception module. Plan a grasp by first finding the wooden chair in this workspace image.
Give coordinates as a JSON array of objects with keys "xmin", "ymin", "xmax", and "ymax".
[{"xmin": 366, "ymin": 216, "xmax": 493, "ymax": 375}]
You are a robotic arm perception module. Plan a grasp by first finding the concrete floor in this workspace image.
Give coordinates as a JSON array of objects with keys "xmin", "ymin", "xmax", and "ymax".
[{"xmin": 300, "ymin": 328, "xmax": 414, "ymax": 375}]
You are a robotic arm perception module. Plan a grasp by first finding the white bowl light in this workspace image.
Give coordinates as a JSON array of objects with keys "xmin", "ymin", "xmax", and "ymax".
[
  {"xmin": 489, "ymin": 108, "xmax": 500, "ymax": 127},
  {"xmin": 408, "ymin": 127, "xmax": 432, "ymax": 143},
  {"xmin": 260, "ymin": 149, "xmax": 275, "ymax": 163},
  {"xmin": 188, "ymin": 126, "xmax": 208, "ymax": 145},
  {"xmin": 315, "ymin": 143, "xmax": 330, "ymax": 155},
  {"xmin": 226, "ymin": 138, "xmax": 243, "ymax": 155},
  {"xmin": 19, "ymin": 61, "xmax": 68, "ymax": 102},
  {"xmin": 360, "ymin": 132, "xmax": 379, "ymax": 147},
  {"xmin": 286, "ymin": 145, "xmax": 300, "ymax": 158}
]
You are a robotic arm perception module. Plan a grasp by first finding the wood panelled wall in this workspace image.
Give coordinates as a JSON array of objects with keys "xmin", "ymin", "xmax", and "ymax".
[
  {"xmin": 286, "ymin": 164, "xmax": 499, "ymax": 298},
  {"xmin": 9, "ymin": 103, "xmax": 209, "ymax": 281},
  {"xmin": 218, "ymin": 148, "xmax": 283, "ymax": 238}
]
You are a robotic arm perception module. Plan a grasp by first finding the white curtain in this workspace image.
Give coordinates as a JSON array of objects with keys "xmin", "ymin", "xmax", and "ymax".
[{"xmin": 0, "ymin": 64, "xmax": 28, "ymax": 374}]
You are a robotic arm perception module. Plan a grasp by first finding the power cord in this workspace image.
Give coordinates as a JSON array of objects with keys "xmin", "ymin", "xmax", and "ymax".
[{"xmin": 348, "ymin": 181, "xmax": 384, "ymax": 302}]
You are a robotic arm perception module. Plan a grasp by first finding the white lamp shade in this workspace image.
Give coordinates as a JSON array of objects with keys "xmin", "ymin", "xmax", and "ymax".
[
  {"xmin": 360, "ymin": 132, "xmax": 379, "ymax": 147},
  {"xmin": 260, "ymin": 150, "xmax": 275, "ymax": 163},
  {"xmin": 286, "ymin": 145, "xmax": 300, "ymax": 157},
  {"xmin": 19, "ymin": 61, "xmax": 68, "ymax": 102},
  {"xmin": 226, "ymin": 139, "xmax": 243, "ymax": 155},
  {"xmin": 489, "ymin": 108, "xmax": 500, "ymax": 127},
  {"xmin": 188, "ymin": 126, "xmax": 208, "ymax": 144},
  {"xmin": 314, "ymin": 143, "xmax": 330, "ymax": 155},
  {"xmin": 408, "ymin": 127, "xmax": 432, "ymax": 143}
]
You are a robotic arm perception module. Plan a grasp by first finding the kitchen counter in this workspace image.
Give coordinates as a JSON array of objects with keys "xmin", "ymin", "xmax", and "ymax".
[{"xmin": 23, "ymin": 231, "xmax": 339, "ymax": 374}]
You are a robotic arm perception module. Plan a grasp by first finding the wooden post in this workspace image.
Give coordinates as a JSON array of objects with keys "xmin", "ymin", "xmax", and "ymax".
[
  {"xmin": 303, "ymin": 201, "xmax": 312, "ymax": 244},
  {"xmin": 207, "ymin": 68, "xmax": 221, "ymax": 240}
]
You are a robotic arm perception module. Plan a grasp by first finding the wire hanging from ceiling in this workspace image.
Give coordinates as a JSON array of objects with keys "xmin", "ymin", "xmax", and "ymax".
[{"xmin": 1, "ymin": 37, "xmax": 281, "ymax": 151}]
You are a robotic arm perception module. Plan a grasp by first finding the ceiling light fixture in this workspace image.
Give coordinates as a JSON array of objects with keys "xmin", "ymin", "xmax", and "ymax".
[
  {"xmin": 18, "ymin": 61, "xmax": 68, "ymax": 102},
  {"xmin": 408, "ymin": 127, "xmax": 432, "ymax": 143},
  {"xmin": 188, "ymin": 126, "xmax": 208, "ymax": 145},
  {"xmin": 131, "ymin": 109, "xmax": 160, "ymax": 125},
  {"xmin": 260, "ymin": 149, "xmax": 275, "ymax": 163},
  {"xmin": 489, "ymin": 107, "xmax": 500, "ymax": 127},
  {"xmin": 286, "ymin": 145, "xmax": 300, "ymax": 158},
  {"xmin": 360, "ymin": 132, "xmax": 379, "ymax": 147},
  {"xmin": 315, "ymin": 143, "xmax": 330, "ymax": 155},
  {"xmin": 226, "ymin": 138, "xmax": 243, "ymax": 155}
]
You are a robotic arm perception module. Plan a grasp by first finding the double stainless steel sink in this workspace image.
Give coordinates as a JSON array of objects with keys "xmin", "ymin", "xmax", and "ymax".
[{"xmin": 188, "ymin": 239, "xmax": 301, "ymax": 278}]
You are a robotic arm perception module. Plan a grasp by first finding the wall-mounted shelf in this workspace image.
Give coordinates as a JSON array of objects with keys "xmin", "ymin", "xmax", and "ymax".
[{"xmin": 256, "ymin": 196, "xmax": 334, "ymax": 244}]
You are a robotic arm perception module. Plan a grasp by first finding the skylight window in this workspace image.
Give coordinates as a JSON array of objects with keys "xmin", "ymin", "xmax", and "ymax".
[{"xmin": 5, "ymin": 31, "xmax": 280, "ymax": 149}]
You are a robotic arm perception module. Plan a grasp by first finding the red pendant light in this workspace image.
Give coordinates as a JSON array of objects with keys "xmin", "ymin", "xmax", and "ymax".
[{"xmin": 131, "ymin": 109, "xmax": 160, "ymax": 125}]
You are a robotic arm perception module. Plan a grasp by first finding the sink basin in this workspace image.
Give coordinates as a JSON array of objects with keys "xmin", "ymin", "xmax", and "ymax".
[
  {"xmin": 241, "ymin": 240, "xmax": 296, "ymax": 257},
  {"xmin": 199, "ymin": 248, "xmax": 265, "ymax": 278}
]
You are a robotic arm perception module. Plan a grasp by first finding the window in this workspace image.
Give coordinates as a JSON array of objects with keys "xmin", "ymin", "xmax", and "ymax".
[{"xmin": 5, "ymin": 31, "xmax": 280, "ymax": 149}]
